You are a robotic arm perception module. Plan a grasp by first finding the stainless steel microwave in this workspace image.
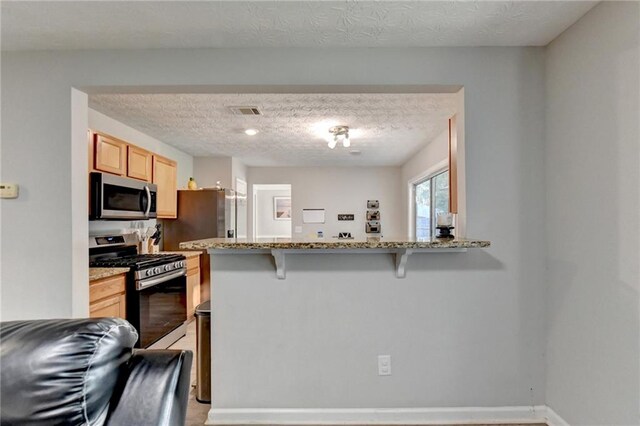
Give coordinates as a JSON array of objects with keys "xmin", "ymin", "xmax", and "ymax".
[{"xmin": 90, "ymin": 172, "xmax": 157, "ymax": 220}]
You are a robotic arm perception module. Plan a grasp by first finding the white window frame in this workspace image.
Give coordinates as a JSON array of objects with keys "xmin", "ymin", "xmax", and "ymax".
[{"xmin": 407, "ymin": 159, "xmax": 449, "ymax": 239}]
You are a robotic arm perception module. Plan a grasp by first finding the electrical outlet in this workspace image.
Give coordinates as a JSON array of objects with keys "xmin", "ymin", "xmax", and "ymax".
[
  {"xmin": 294, "ymin": 226, "xmax": 302, "ymax": 234},
  {"xmin": 378, "ymin": 355, "xmax": 391, "ymax": 376}
]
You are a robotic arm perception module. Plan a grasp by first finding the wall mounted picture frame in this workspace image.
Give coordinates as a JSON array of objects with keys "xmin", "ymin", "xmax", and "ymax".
[{"xmin": 274, "ymin": 197, "xmax": 292, "ymax": 220}]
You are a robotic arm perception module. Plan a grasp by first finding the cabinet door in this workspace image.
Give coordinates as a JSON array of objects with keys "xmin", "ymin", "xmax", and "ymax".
[
  {"xmin": 90, "ymin": 274, "xmax": 126, "ymax": 303},
  {"xmin": 127, "ymin": 145, "xmax": 152, "ymax": 182},
  {"xmin": 153, "ymin": 155, "xmax": 177, "ymax": 218},
  {"xmin": 94, "ymin": 133, "xmax": 126, "ymax": 175},
  {"xmin": 90, "ymin": 294, "xmax": 126, "ymax": 318},
  {"xmin": 186, "ymin": 267, "xmax": 200, "ymax": 320}
]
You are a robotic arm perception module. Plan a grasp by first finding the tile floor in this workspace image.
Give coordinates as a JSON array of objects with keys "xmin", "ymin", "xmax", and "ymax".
[{"xmin": 169, "ymin": 320, "xmax": 210, "ymax": 426}]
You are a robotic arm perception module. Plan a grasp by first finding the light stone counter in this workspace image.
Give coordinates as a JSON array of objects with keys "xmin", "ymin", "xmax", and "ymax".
[
  {"xmin": 160, "ymin": 250, "xmax": 202, "ymax": 259},
  {"xmin": 180, "ymin": 237, "xmax": 490, "ymax": 279},
  {"xmin": 179, "ymin": 237, "xmax": 490, "ymax": 251},
  {"xmin": 89, "ymin": 267, "xmax": 129, "ymax": 281}
]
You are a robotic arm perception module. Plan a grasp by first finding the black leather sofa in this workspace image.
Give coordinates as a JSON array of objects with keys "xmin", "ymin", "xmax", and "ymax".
[{"xmin": 0, "ymin": 318, "xmax": 193, "ymax": 426}]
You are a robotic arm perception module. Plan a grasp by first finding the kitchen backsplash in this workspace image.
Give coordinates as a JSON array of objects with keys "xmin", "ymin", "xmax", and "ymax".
[{"xmin": 89, "ymin": 219, "xmax": 157, "ymax": 236}]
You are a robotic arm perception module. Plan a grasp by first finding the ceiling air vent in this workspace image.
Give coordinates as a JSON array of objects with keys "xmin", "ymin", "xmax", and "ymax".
[{"xmin": 228, "ymin": 106, "xmax": 262, "ymax": 116}]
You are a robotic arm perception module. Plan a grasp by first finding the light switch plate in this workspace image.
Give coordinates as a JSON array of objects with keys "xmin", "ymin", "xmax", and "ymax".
[
  {"xmin": 0, "ymin": 183, "xmax": 19, "ymax": 199},
  {"xmin": 294, "ymin": 226, "xmax": 302, "ymax": 234},
  {"xmin": 378, "ymin": 355, "xmax": 391, "ymax": 376}
]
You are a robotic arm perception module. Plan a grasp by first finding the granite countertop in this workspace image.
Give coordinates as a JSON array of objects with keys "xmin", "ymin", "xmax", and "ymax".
[
  {"xmin": 179, "ymin": 237, "xmax": 491, "ymax": 251},
  {"xmin": 161, "ymin": 251, "xmax": 202, "ymax": 259},
  {"xmin": 89, "ymin": 267, "xmax": 130, "ymax": 281}
]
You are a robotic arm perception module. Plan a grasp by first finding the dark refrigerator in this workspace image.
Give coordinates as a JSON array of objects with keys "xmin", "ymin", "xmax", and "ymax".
[{"xmin": 162, "ymin": 188, "xmax": 240, "ymax": 303}]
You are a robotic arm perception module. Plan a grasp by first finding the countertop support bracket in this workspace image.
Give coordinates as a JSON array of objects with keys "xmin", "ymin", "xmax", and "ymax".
[
  {"xmin": 208, "ymin": 246, "xmax": 472, "ymax": 280},
  {"xmin": 271, "ymin": 249, "xmax": 286, "ymax": 279},
  {"xmin": 395, "ymin": 248, "xmax": 413, "ymax": 278}
]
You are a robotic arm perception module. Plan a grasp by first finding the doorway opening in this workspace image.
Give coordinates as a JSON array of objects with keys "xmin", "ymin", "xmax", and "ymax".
[{"xmin": 252, "ymin": 184, "xmax": 292, "ymax": 239}]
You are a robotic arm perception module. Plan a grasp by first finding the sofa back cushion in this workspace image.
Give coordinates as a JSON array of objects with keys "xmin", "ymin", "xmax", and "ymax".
[{"xmin": 0, "ymin": 318, "xmax": 138, "ymax": 425}]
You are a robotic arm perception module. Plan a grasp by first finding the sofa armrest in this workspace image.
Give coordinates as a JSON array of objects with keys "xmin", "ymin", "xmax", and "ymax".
[{"xmin": 105, "ymin": 349, "xmax": 193, "ymax": 426}]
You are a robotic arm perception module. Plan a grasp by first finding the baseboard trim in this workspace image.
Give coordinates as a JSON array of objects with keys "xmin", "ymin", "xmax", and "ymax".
[
  {"xmin": 207, "ymin": 405, "xmax": 553, "ymax": 425},
  {"xmin": 545, "ymin": 406, "xmax": 570, "ymax": 426}
]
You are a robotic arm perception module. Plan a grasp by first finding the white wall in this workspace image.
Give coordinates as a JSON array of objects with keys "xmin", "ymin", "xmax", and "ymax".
[
  {"xmin": 545, "ymin": 2, "xmax": 640, "ymax": 424},
  {"xmin": 401, "ymin": 127, "xmax": 449, "ymax": 237},
  {"xmin": 0, "ymin": 47, "xmax": 547, "ymax": 410},
  {"xmin": 248, "ymin": 167, "xmax": 404, "ymax": 240},
  {"xmin": 87, "ymin": 108, "xmax": 194, "ymax": 235},
  {"xmin": 231, "ymin": 156, "xmax": 247, "ymax": 192},
  {"xmin": 255, "ymin": 187, "xmax": 292, "ymax": 238}
]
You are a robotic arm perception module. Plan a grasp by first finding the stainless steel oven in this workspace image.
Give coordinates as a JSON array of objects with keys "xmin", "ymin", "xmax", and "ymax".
[
  {"xmin": 89, "ymin": 237, "xmax": 187, "ymax": 349},
  {"xmin": 90, "ymin": 172, "xmax": 157, "ymax": 220},
  {"xmin": 132, "ymin": 267, "xmax": 187, "ymax": 349}
]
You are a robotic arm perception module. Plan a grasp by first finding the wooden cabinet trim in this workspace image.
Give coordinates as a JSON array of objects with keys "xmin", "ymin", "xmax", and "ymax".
[{"xmin": 186, "ymin": 256, "xmax": 200, "ymax": 271}]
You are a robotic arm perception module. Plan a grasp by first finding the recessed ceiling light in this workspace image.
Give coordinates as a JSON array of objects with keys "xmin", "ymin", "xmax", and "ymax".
[{"xmin": 245, "ymin": 129, "xmax": 258, "ymax": 136}]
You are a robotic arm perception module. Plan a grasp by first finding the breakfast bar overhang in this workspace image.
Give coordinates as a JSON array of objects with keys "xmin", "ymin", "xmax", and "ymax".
[{"xmin": 180, "ymin": 238, "xmax": 491, "ymax": 279}]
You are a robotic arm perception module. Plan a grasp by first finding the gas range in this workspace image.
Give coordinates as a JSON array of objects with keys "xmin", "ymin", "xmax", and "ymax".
[
  {"xmin": 89, "ymin": 234, "xmax": 188, "ymax": 348},
  {"xmin": 90, "ymin": 253, "xmax": 186, "ymax": 283}
]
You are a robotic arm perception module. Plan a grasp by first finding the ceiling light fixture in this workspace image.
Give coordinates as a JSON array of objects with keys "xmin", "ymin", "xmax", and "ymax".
[
  {"xmin": 245, "ymin": 129, "xmax": 258, "ymax": 136},
  {"xmin": 328, "ymin": 125, "xmax": 350, "ymax": 149}
]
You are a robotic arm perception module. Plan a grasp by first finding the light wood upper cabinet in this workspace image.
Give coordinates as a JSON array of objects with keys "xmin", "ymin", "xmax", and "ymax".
[
  {"xmin": 94, "ymin": 133, "xmax": 126, "ymax": 175},
  {"xmin": 127, "ymin": 145, "xmax": 152, "ymax": 182},
  {"xmin": 153, "ymin": 155, "xmax": 177, "ymax": 219},
  {"xmin": 89, "ymin": 129, "xmax": 178, "ymax": 219}
]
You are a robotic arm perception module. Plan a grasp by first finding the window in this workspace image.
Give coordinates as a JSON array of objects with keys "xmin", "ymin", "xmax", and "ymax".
[{"xmin": 414, "ymin": 169, "xmax": 449, "ymax": 239}]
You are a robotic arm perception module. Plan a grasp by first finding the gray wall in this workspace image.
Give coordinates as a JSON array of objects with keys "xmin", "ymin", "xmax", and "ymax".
[
  {"xmin": 1, "ymin": 47, "xmax": 547, "ymax": 407},
  {"xmin": 248, "ymin": 166, "xmax": 404, "ymax": 240},
  {"xmin": 193, "ymin": 156, "xmax": 232, "ymax": 189},
  {"xmin": 545, "ymin": 2, "xmax": 640, "ymax": 424},
  {"xmin": 255, "ymin": 187, "xmax": 292, "ymax": 238}
]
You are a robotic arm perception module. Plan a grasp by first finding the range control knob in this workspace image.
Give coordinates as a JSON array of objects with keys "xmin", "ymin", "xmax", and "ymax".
[
  {"xmin": 164, "ymin": 265, "xmax": 170, "ymax": 272},
  {"xmin": 154, "ymin": 267, "xmax": 160, "ymax": 274},
  {"xmin": 145, "ymin": 269, "xmax": 152, "ymax": 277}
]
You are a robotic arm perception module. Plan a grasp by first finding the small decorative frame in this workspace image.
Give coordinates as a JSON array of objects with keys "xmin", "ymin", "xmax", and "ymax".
[{"xmin": 274, "ymin": 197, "xmax": 292, "ymax": 220}]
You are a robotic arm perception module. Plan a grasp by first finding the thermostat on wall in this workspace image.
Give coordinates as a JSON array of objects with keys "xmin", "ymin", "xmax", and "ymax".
[{"xmin": 0, "ymin": 183, "xmax": 19, "ymax": 199}]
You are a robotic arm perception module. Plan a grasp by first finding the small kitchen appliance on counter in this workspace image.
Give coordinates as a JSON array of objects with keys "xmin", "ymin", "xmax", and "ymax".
[{"xmin": 89, "ymin": 234, "xmax": 187, "ymax": 349}]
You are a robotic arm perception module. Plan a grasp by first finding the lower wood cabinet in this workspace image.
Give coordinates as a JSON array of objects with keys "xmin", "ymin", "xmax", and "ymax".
[
  {"xmin": 90, "ymin": 293, "xmax": 126, "ymax": 318},
  {"xmin": 186, "ymin": 255, "xmax": 201, "ymax": 320},
  {"xmin": 89, "ymin": 274, "xmax": 126, "ymax": 319}
]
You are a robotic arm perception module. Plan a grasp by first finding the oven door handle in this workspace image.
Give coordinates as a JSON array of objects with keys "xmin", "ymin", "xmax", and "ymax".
[{"xmin": 136, "ymin": 268, "xmax": 186, "ymax": 291}]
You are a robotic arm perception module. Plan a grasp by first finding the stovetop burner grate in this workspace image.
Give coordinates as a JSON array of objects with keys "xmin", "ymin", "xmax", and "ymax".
[{"xmin": 90, "ymin": 253, "xmax": 185, "ymax": 269}]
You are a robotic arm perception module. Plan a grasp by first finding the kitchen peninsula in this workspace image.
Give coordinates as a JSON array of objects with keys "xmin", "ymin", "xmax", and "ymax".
[
  {"xmin": 181, "ymin": 237, "xmax": 490, "ymax": 279},
  {"xmin": 179, "ymin": 236, "xmax": 492, "ymax": 425}
]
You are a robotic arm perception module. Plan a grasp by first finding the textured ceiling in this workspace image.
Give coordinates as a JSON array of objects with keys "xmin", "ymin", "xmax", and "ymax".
[
  {"xmin": 1, "ymin": 1, "xmax": 597, "ymax": 51},
  {"xmin": 89, "ymin": 93, "xmax": 458, "ymax": 167}
]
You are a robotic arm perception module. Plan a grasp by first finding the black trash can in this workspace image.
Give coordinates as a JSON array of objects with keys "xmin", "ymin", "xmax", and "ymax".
[{"xmin": 195, "ymin": 300, "xmax": 211, "ymax": 403}]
